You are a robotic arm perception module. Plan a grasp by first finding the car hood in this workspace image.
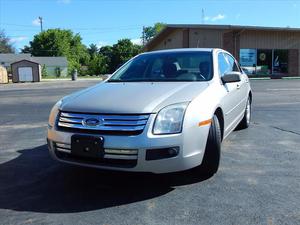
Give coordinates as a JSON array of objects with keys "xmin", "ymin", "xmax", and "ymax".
[{"xmin": 61, "ymin": 81, "xmax": 209, "ymax": 114}]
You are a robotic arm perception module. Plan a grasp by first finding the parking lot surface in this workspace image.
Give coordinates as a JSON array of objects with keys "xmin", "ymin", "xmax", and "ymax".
[{"xmin": 0, "ymin": 79, "xmax": 299, "ymax": 225}]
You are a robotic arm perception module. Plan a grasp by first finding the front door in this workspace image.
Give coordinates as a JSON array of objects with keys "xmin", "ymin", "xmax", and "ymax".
[
  {"xmin": 257, "ymin": 49, "xmax": 272, "ymax": 75},
  {"xmin": 18, "ymin": 67, "xmax": 33, "ymax": 82},
  {"xmin": 218, "ymin": 52, "xmax": 244, "ymax": 136}
]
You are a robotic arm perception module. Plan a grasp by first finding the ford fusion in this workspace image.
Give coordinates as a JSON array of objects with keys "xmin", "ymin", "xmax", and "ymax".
[{"xmin": 47, "ymin": 48, "xmax": 252, "ymax": 175}]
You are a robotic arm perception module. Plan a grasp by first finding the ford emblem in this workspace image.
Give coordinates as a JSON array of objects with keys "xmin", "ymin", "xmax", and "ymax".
[{"xmin": 83, "ymin": 118, "xmax": 102, "ymax": 127}]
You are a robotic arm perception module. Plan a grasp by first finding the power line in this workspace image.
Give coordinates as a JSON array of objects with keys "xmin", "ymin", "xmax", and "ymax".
[{"xmin": 1, "ymin": 22, "xmax": 144, "ymax": 30}]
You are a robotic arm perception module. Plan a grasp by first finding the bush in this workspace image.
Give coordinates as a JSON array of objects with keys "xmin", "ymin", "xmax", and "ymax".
[
  {"xmin": 41, "ymin": 64, "xmax": 47, "ymax": 77},
  {"xmin": 55, "ymin": 67, "xmax": 61, "ymax": 77}
]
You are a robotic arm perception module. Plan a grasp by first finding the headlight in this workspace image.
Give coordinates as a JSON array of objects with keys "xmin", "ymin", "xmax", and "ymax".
[
  {"xmin": 153, "ymin": 102, "xmax": 189, "ymax": 135},
  {"xmin": 48, "ymin": 100, "xmax": 62, "ymax": 128}
]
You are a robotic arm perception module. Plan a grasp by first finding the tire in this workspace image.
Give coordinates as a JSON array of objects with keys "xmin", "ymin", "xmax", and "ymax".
[
  {"xmin": 196, "ymin": 115, "xmax": 222, "ymax": 175},
  {"xmin": 237, "ymin": 97, "xmax": 251, "ymax": 130}
]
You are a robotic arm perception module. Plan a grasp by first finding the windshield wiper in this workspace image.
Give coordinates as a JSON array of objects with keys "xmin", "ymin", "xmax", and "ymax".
[{"xmin": 107, "ymin": 79, "xmax": 125, "ymax": 82}]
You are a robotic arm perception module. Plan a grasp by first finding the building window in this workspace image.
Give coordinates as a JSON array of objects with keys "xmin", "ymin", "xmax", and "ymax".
[
  {"xmin": 273, "ymin": 50, "xmax": 288, "ymax": 75},
  {"xmin": 239, "ymin": 49, "xmax": 289, "ymax": 76},
  {"xmin": 239, "ymin": 49, "xmax": 257, "ymax": 75}
]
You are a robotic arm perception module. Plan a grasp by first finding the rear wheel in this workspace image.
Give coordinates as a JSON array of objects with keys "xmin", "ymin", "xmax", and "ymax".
[
  {"xmin": 237, "ymin": 97, "xmax": 251, "ymax": 129},
  {"xmin": 196, "ymin": 115, "xmax": 221, "ymax": 176}
]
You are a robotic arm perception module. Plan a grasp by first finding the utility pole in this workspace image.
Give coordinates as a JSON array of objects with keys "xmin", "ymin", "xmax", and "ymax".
[
  {"xmin": 38, "ymin": 16, "xmax": 43, "ymax": 32},
  {"xmin": 142, "ymin": 26, "xmax": 145, "ymax": 46}
]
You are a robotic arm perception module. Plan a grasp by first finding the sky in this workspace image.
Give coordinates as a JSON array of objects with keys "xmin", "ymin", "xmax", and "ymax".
[{"xmin": 0, "ymin": 0, "xmax": 300, "ymax": 52}]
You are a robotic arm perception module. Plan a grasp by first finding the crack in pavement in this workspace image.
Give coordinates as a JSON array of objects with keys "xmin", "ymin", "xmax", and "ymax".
[
  {"xmin": 253, "ymin": 122, "xmax": 300, "ymax": 136},
  {"xmin": 270, "ymin": 126, "xmax": 300, "ymax": 136}
]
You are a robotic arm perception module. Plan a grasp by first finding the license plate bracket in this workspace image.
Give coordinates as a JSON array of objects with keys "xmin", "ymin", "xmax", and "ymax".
[{"xmin": 71, "ymin": 135, "xmax": 104, "ymax": 158}]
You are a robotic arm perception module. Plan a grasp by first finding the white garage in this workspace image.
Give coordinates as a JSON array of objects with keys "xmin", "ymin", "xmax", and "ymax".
[{"xmin": 11, "ymin": 60, "xmax": 41, "ymax": 83}]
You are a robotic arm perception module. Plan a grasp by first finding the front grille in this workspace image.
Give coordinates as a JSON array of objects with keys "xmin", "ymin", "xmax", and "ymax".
[
  {"xmin": 54, "ymin": 142, "xmax": 138, "ymax": 168},
  {"xmin": 57, "ymin": 111, "xmax": 150, "ymax": 135}
]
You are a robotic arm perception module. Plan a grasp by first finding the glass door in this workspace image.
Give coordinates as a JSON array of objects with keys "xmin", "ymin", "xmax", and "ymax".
[
  {"xmin": 257, "ymin": 49, "xmax": 272, "ymax": 75},
  {"xmin": 273, "ymin": 50, "xmax": 288, "ymax": 75}
]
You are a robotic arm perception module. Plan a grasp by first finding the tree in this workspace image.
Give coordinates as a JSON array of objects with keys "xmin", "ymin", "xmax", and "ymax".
[
  {"xmin": 87, "ymin": 54, "xmax": 107, "ymax": 75},
  {"xmin": 21, "ymin": 29, "xmax": 88, "ymax": 74},
  {"xmin": 21, "ymin": 45, "xmax": 32, "ymax": 53},
  {"xmin": 88, "ymin": 44, "xmax": 98, "ymax": 56},
  {"xmin": 143, "ymin": 22, "xmax": 166, "ymax": 44},
  {"xmin": 102, "ymin": 39, "xmax": 142, "ymax": 73},
  {"xmin": 0, "ymin": 30, "xmax": 15, "ymax": 53},
  {"xmin": 98, "ymin": 45, "xmax": 113, "ymax": 74}
]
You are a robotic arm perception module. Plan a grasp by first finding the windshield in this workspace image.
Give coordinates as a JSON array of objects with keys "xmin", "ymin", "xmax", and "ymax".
[{"xmin": 108, "ymin": 51, "xmax": 213, "ymax": 82}]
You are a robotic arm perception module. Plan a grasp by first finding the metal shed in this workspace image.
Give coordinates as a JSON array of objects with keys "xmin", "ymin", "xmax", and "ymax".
[
  {"xmin": 0, "ymin": 65, "xmax": 8, "ymax": 84},
  {"xmin": 11, "ymin": 60, "xmax": 41, "ymax": 83}
]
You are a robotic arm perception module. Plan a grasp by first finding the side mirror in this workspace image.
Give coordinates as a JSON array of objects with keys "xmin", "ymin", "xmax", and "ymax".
[{"xmin": 221, "ymin": 72, "xmax": 241, "ymax": 83}]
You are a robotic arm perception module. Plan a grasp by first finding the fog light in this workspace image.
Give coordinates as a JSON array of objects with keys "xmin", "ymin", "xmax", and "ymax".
[{"xmin": 146, "ymin": 147, "xmax": 179, "ymax": 161}]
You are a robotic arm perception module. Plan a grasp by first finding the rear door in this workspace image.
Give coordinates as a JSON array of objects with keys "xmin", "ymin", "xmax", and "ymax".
[{"xmin": 18, "ymin": 67, "xmax": 33, "ymax": 82}]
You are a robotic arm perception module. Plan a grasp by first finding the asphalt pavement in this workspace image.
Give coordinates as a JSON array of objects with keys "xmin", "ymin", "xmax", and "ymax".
[{"xmin": 0, "ymin": 79, "xmax": 299, "ymax": 225}]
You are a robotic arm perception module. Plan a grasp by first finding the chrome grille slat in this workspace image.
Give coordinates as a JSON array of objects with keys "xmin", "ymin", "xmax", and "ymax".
[
  {"xmin": 57, "ymin": 111, "xmax": 150, "ymax": 133},
  {"xmin": 104, "ymin": 154, "xmax": 138, "ymax": 160},
  {"xmin": 56, "ymin": 143, "xmax": 71, "ymax": 149},
  {"xmin": 105, "ymin": 149, "xmax": 138, "ymax": 155},
  {"xmin": 56, "ymin": 147, "xmax": 71, "ymax": 153},
  {"xmin": 59, "ymin": 117, "xmax": 83, "ymax": 124},
  {"xmin": 102, "ymin": 120, "xmax": 147, "ymax": 126}
]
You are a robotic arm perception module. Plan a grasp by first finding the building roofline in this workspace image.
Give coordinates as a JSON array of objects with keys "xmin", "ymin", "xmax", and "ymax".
[
  {"xmin": 144, "ymin": 24, "xmax": 300, "ymax": 51},
  {"xmin": 165, "ymin": 24, "xmax": 300, "ymax": 32},
  {"xmin": 11, "ymin": 59, "xmax": 40, "ymax": 66}
]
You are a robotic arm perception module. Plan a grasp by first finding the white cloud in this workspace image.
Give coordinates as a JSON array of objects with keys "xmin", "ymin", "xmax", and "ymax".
[
  {"xmin": 211, "ymin": 14, "xmax": 226, "ymax": 21},
  {"xmin": 32, "ymin": 18, "xmax": 40, "ymax": 26},
  {"xmin": 9, "ymin": 36, "xmax": 28, "ymax": 43},
  {"xmin": 131, "ymin": 38, "xmax": 142, "ymax": 45},
  {"xmin": 236, "ymin": 13, "xmax": 241, "ymax": 19},
  {"xmin": 204, "ymin": 14, "xmax": 226, "ymax": 22},
  {"xmin": 57, "ymin": 0, "xmax": 71, "ymax": 4},
  {"xmin": 96, "ymin": 41, "xmax": 108, "ymax": 48}
]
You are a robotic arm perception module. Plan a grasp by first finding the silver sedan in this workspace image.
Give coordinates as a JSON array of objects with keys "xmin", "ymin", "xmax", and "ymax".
[{"xmin": 47, "ymin": 48, "xmax": 252, "ymax": 175}]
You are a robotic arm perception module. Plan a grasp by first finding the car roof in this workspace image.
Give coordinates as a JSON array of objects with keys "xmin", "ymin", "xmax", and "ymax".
[{"xmin": 142, "ymin": 48, "xmax": 217, "ymax": 55}]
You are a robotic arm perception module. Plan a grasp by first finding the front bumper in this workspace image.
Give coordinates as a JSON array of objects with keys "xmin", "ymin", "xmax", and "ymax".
[{"xmin": 47, "ymin": 114, "xmax": 210, "ymax": 174}]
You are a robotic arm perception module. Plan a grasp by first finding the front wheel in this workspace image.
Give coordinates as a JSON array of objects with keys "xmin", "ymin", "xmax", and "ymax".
[
  {"xmin": 237, "ymin": 97, "xmax": 251, "ymax": 129},
  {"xmin": 195, "ymin": 115, "xmax": 221, "ymax": 176}
]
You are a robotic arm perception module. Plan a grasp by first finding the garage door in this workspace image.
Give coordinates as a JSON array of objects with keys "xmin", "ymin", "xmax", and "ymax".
[{"xmin": 18, "ymin": 67, "xmax": 33, "ymax": 82}]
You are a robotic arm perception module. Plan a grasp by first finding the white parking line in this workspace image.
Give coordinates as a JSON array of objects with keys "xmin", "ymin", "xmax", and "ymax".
[{"xmin": 267, "ymin": 88, "xmax": 300, "ymax": 91}]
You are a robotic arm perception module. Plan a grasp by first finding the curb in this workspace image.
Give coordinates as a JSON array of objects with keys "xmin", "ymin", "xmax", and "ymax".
[
  {"xmin": 249, "ymin": 77, "xmax": 270, "ymax": 80},
  {"xmin": 250, "ymin": 77, "xmax": 300, "ymax": 80},
  {"xmin": 42, "ymin": 78, "xmax": 102, "ymax": 82},
  {"xmin": 282, "ymin": 77, "xmax": 300, "ymax": 80}
]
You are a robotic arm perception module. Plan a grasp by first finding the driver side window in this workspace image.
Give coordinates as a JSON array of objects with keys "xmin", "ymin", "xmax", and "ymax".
[
  {"xmin": 218, "ymin": 53, "xmax": 230, "ymax": 77},
  {"xmin": 224, "ymin": 53, "xmax": 240, "ymax": 73}
]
